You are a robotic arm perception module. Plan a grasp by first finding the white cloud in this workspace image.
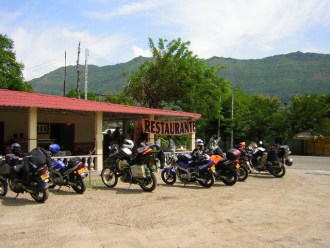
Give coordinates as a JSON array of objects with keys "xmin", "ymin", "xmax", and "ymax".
[
  {"xmin": 12, "ymin": 27, "xmax": 131, "ymax": 80},
  {"xmin": 86, "ymin": 0, "xmax": 169, "ymax": 20},
  {"xmin": 160, "ymin": 0, "xmax": 330, "ymax": 59},
  {"xmin": 132, "ymin": 45, "xmax": 151, "ymax": 57}
]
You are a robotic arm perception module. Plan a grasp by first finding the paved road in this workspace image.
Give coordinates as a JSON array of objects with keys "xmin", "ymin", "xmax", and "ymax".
[{"xmin": 289, "ymin": 155, "xmax": 330, "ymax": 171}]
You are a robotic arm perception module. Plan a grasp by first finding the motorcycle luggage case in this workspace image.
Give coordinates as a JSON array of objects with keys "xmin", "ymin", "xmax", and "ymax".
[
  {"xmin": 130, "ymin": 165, "xmax": 146, "ymax": 178},
  {"xmin": 226, "ymin": 149, "xmax": 241, "ymax": 161},
  {"xmin": 5, "ymin": 154, "xmax": 20, "ymax": 167},
  {"xmin": 0, "ymin": 163, "xmax": 11, "ymax": 175}
]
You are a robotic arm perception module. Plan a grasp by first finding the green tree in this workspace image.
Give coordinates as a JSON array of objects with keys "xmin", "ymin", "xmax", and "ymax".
[
  {"xmin": 0, "ymin": 34, "xmax": 32, "ymax": 91},
  {"xmin": 288, "ymin": 93, "xmax": 330, "ymax": 136},
  {"xmin": 125, "ymin": 38, "xmax": 231, "ymax": 125}
]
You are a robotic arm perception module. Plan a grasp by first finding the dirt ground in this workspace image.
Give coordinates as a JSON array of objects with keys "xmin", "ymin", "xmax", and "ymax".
[{"xmin": 0, "ymin": 156, "xmax": 329, "ymax": 248}]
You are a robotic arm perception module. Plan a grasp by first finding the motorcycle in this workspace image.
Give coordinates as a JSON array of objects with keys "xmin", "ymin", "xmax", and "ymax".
[
  {"xmin": 248, "ymin": 142, "xmax": 286, "ymax": 178},
  {"xmin": 49, "ymin": 157, "xmax": 88, "ymax": 194},
  {"xmin": 210, "ymin": 148, "xmax": 239, "ymax": 186},
  {"xmin": 0, "ymin": 153, "xmax": 50, "ymax": 203},
  {"xmin": 161, "ymin": 153, "xmax": 215, "ymax": 188},
  {"xmin": 101, "ymin": 140, "xmax": 157, "ymax": 192}
]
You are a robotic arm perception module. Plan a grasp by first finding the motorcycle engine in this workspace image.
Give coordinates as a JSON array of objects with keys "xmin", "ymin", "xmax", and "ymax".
[{"xmin": 9, "ymin": 181, "xmax": 22, "ymax": 193}]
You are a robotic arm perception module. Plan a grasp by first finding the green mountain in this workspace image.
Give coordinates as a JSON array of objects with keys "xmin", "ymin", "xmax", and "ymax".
[{"xmin": 29, "ymin": 52, "xmax": 330, "ymax": 100}]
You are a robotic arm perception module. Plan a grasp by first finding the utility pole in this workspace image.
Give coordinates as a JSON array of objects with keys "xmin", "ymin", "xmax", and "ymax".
[
  {"xmin": 231, "ymin": 94, "xmax": 234, "ymax": 148},
  {"xmin": 218, "ymin": 96, "xmax": 221, "ymax": 138},
  {"xmin": 84, "ymin": 48, "xmax": 89, "ymax": 100},
  {"xmin": 76, "ymin": 42, "xmax": 81, "ymax": 99},
  {"xmin": 63, "ymin": 51, "xmax": 66, "ymax": 97}
]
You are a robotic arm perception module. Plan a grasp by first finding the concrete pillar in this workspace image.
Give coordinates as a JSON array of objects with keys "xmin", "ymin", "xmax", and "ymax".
[
  {"xmin": 95, "ymin": 111, "xmax": 103, "ymax": 171},
  {"xmin": 148, "ymin": 115, "xmax": 155, "ymax": 143},
  {"xmin": 28, "ymin": 107, "xmax": 37, "ymax": 151},
  {"xmin": 190, "ymin": 118, "xmax": 196, "ymax": 151}
]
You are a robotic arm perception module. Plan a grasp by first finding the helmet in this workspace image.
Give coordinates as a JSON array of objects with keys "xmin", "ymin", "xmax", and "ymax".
[
  {"xmin": 122, "ymin": 139, "xmax": 134, "ymax": 150},
  {"xmin": 195, "ymin": 139, "xmax": 204, "ymax": 147},
  {"xmin": 285, "ymin": 158, "xmax": 293, "ymax": 166},
  {"xmin": 49, "ymin": 144, "xmax": 60, "ymax": 154},
  {"xmin": 11, "ymin": 143, "xmax": 21, "ymax": 156},
  {"xmin": 239, "ymin": 142, "xmax": 246, "ymax": 148},
  {"xmin": 214, "ymin": 147, "xmax": 223, "ymax": 155}
]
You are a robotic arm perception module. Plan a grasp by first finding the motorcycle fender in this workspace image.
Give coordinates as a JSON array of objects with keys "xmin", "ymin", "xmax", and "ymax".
[{"xmin": 163, "ymin": 167, "xmax": 176, "ymax": 175}]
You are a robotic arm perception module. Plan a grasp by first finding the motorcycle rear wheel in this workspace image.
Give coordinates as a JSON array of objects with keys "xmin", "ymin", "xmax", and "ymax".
[
  {"xmin": 198, "ymin": 170, "xmax": 215, "ymax": 188},
  {"xmin": 30, "ymin": 188, "xmax": 49, "ymax": 203},
  {"xmin": 0, "ymin": 178, "xmax": 8, "ymax": 196},
  {"xmin": 161, "ymin": 169, "xmax": 177, "ymax": 185},
  {"xmin": 139, "ymin": 173, "xmax": 157, "ymax": 192},
  {"xmin": 219, "ymin": 170, "xmax": 238, "ymax": 186},
  {"xmin": 72, "ymin": 177, "xmax": 86, "ymax": 194},
  {"xmin": 238, "ymin": 165, "xmax": 249, "ymax": 182},
  {"xmin": 101, "ymin": 167, "xmax": 118, "ymax": 188},
  {"xmin": 269, "ymin": 166, "xmax": 286, "ymax": 178}
]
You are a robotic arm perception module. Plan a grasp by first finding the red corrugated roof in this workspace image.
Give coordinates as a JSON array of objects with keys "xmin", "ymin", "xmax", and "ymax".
[{"xmin": 0, "ymin": 89, "xmax": 201, "ymax": 119}]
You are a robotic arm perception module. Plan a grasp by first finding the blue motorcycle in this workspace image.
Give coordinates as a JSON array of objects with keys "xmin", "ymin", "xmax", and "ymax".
[
  {"xmin": 49, "ymin": 157, "xmax": 88, "ymax": 194},
  {"xmin": 161, "ymin": 153, "xmax": 215, "ymax": 188}
]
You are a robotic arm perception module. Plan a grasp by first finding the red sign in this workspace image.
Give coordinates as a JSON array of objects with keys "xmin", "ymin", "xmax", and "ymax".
[{"xmin": 142, "ymin": 119, "xmax": 196, "ymax": 136}]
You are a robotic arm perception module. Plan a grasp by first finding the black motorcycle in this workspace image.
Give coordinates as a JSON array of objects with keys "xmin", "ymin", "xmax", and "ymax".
[
  {"xmin": 0, "ymin": 153, "xmax": 50, "ymax": 203},
  {"xmin": 101, "ymin": 145, "xmax": 157, "ymax": 192},
  {"xmin": 210, "ymin": 149, "xmax": 240, "ymax": 186},
  {"xmin": 248, "ymin": 144, "xmax": 286, "ymax": 178},
  {"xmin": 48, "ymin": 157, "xmax": 88, "ymax": 194}
]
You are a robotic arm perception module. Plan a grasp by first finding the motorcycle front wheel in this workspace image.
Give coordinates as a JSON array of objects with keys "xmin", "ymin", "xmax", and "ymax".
[
  {"xmin": 139, "ymin": 173, "xmax": 157, "ymax": 192},
  {"xmin": 161, "ymin": 169, "xmax": 177, "ymax": 185},
  {"xmin": 238, "ymin": 165, "xmax": 249, "ymax": 181},
  {"xmin": 72, "ymin": 177, "xmax": 86, "ymax": 194},
  {"xmin": 101, "ymin": 167, "xmax": 118, "ymax": 188},
  {"xmin": 269, "ymin": 166, "xmax": 286, "ymax": 178},
  {"xmin": 30, "ymin": 188, "xmax": 49, "ymax": 203},
  {"xmin": 198, "ymin": 170, "xmax": 215, "ymax": 188},
  {"xmin": 0, "ymin": 178, "xmax": 8, "ymax": 196}
]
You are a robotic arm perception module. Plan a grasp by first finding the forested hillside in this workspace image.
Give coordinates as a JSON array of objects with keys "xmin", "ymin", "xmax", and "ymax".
[{"xmin": 29, "ymin": 52, "xmax": 330, "ymax": 100}]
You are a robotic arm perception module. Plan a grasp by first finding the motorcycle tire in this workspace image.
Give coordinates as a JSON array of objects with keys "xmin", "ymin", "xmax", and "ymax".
[
  {"xmin": 269, "ymin": 166, "xmax": 286, "ymax": 178},
  {"xmin": 0, "ymin": 178, "xmax": 8, "ymax": 197},
  {"xmin": 198, "ymin": 170, "xmax": 215, "ymax": 188},
  {"xmin": 139, "ymin": 173, "xmax": 157, "ymax": 192},
  {"xmin": 161, "ymin": 169, "xmax": 177, "ymax": 185},
  {"xmin": 238, "ymin": 165, "xmax": 249, "ymax": 182},
  {"xmin": 30, "ymin": 188, "xmax": 49, "ymax": 203},
  {"xmin": 220, "ymin": 170, "xmax": 238, "ymax": 186},
  {"xmin": 72, "ymin": 177, "xmax": 86, "ymax": 194},
  {"xmin": 101, "ymin": 167, "xmax": 118, "ymax": 188}
]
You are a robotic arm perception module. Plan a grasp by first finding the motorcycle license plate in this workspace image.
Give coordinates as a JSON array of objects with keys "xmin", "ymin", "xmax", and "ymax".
[
  {"xmin": 41, "ymin": 172, "xmax": 50, "ymax": 180},
  {"xmin": 77, "ymin": 167, "xmax": 87, "ymax": 175},
  {"xmin": 235, "ymin": 164, "xmax": 240, "ymax": 169}
]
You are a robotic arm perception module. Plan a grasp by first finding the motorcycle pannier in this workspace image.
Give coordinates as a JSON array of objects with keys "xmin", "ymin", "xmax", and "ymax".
[
  {"xmin": 226, "ymin": 148, "xmax": 241, "ymax": 160},
  {"xmin": 130, "ymin": 165, "xmax": 146, "ymax": 178},
  {"xmin": 5, "ymin": 154, "xmax": 20, "ymax": 167}
]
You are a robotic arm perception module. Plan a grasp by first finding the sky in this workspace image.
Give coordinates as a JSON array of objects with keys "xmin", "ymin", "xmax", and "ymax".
[{"xmin": 1, "ymin": 0, "xmax": 330, "ymax": 81}]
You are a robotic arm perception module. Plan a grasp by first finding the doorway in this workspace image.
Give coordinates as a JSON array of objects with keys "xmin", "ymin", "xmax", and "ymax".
[
  {"xmin": 50, "ymin": 123, "xmax": 75, "ymax": 152},
  {"xmin": 0, "ymin": 122, "xmax": 4, "ymax": 154}
]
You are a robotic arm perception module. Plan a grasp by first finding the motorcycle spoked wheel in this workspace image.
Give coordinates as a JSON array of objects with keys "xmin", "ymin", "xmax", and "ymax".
[
  {"xmin": 30, "ymin": 188, "xmax": 49, "ymax": 203},
  {"xmin": 219, "ymin": 170, "xmax": 238, "ymax": 186},
  {"xmin": 101, "ymin": 167, "xmax": 118, "ymax": 188},
  {"xmin": 139, "ymin": 173, "xmax": 157, "ymax": 192},
  {"xmin": 161, "ymin": 169, "xmax": 177, "ymax": 185},
  {"xmin": 0, "ymin": 178, "xmax": 8, "ymax": 196},
  {"xmin": 269, "ymin": 165, "xmax": 286, "ymax": 178},
  {"xmin": 71, "ymin": 177, "xmax": 86, "ymax": 194},
  {"xmin": 197, "ymin": 170, "xmax": 215, "ymax": 188},
  {"xmin": 238, "ymin": 165, "xmax": 249, "ymax": 182}
]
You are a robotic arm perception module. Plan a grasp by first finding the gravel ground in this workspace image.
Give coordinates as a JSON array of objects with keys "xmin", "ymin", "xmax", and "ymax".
[{"xmin": 0, "ymin": 156, "xmax": 329, "ymax": 248}]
